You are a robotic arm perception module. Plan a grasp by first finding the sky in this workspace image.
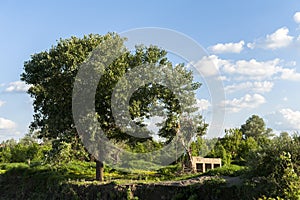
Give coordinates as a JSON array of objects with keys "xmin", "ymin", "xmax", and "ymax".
[{"xmin": 1, "ymin": 0, "xmax": 300, "ymax": 141}]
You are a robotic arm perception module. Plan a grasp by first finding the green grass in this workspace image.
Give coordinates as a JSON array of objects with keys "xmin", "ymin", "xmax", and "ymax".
[
  {"xmin": 203, "ymin": 164, "xmax": 248, "ymax": 177},
  {"xmin": 0, "ymin": 161, "xmax": 251, "ymax": 199},
  {"xmin": 0, "ymin": 161, "xmax": 247, "ymax": 185}
]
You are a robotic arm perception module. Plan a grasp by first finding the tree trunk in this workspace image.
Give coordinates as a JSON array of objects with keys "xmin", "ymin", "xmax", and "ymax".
[
  {"xmin": 96, "ymin": 160, "xmax": 104, "ymax": 181},
  {"xmin": 177, "ymin": 121, "xmax": 195, "ymax": 173},
  {"xmin": 185, "ymin": 147, "xmax": 195, "ymax": 172}
]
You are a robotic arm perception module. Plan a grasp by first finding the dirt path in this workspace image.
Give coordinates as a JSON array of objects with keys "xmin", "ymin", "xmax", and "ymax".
[
  {"xmin": 153, "ymin": 175, "xmax": 243, "ymax": 187},
  {"xmin": 154, "ymin": 176, "xmax": 217, "ymax": 186}
]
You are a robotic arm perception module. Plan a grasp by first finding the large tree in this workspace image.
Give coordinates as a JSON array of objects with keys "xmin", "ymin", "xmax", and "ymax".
[{"xmin": 21, "ymin": 33, "xmax": 204, "ymax": 181}]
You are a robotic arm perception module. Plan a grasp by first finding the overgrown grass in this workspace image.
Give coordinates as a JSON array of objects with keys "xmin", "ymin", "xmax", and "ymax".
[
  {"xmin": 203, "ymin": 164, "xmax": 248, "ymax": 177},
  {"xmin": 0, "ymin": 162, "xmax": 247, "ymax": 185},
  {"xmin": 0, "ymin": 161, "xmax": 251, "ymax": 199}
]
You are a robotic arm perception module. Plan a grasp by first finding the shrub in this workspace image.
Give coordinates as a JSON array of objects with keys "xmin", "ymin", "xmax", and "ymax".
[{"xmin": 203, "ymin": 164, "xmax": 247, "ymax": 177}]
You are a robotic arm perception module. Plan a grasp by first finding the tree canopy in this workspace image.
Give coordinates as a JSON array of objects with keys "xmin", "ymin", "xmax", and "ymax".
[{"xmin": 21, "ymin": 33, "xmax": 205, "ymax": 179}]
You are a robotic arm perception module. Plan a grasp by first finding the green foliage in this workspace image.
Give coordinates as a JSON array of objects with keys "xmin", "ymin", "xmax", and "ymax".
[
  {"xmin": 258, "ymin": 196, "xmax": 284, "ymax": 200},
  {"xmin": 238, "ymin": 136, "xmax": 258, "ymax": 163},
  {"xmin": 280, "ymin": 152, "xmax": 300, "ymax": 199},
  {"xmin": 247, "ymin": 135, "xmax": 300, "ymax": 199},
  {"xmin": 240, "ymin": 115, "xmax": 273, "ymax": 143},
  {"xmin": 0, "ymin": 136, "xmax": 49, "ymax": 164},
  {"xmin": 207, "ymin": 116, "xmax": 269, "ymax": 165},
  {"xmin": 190, "ymin": 137, "xmax": 210, "ymax": 157},
  {"xmin": 157, "ymin": 164, "xmax": 181, "ymax": 177},
  {"xmin": 21, "ymin": 33, "xmax": 203, "ymax": 145},
  {"xmin": 203, "ymin": 164, "xmax": 247, "ymax": 177},
  {"xmin": 21, "ymin": 33, "xmax": 206, "ymax": 182},
  {"xmin": 0, "ymin": 146, "xmax": 12, "ymax": 162},
  {"xmin": 207, "ymin": 140, "xmax": 231, "ymax": 165},
  {"xmin": 10, "ymin": 143, "xmax": 39, "ymax": 163}
]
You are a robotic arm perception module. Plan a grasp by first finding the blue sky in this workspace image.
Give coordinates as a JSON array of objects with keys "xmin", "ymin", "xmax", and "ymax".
[{"xmin": 1, "ymin": 0, "xmax": 300, "ymax": 141}]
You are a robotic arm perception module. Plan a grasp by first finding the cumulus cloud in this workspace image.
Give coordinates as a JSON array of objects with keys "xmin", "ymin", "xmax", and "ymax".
[
  {"xmin": 195, "ymin": 99, "xmax": 211, "ymax": 111},
  {"xmin": 0, "ymin": 117, "xmax": 17, "ymax": 130},
  {"xmin": 223, "ymin": 93, "xmax": 266, "ymax": 113},
  {"xmin": 143, "ymin": 116, "xmax": 164, "ymax": 135},
  {"xmin": 209, "ymin": 40, "xmax": 245, "ymax": 54},
  {"xmin": 294, "ymin": 12, "xmax": 300, "ymax": 24},
  {"xmin": 191, "ymin": 55, "xmax": 300, "ymax": 82},
  {"xmin": 223, "ymin": 58, "xmax": 281, "ymax": 80},
  {"xmin": 189, "ymin": 55, "xmax": 230, "ymax": 77},
  {"xmin": 225, "ymin": 81, "xmax": 274, "ymax": 94},
  {"xmin": 5, "ymin": 81, "xmax": 31, "ymax": 93},
  {"xmin": 280, "ymin": 68, "xmax": 300, "ymax": 81},
  {"xmin": 279, "ymin": 108, "xmax": 300, "ymax": 130},
  {"xmin": 247, "ymin": 27, "xmax": 293, "ymax": 50}
]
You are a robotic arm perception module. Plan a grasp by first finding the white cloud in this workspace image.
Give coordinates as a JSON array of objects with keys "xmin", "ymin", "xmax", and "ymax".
[
  {"xmin": 265, "ymin": 27, "xmax": 293, "ymax": 49},
  {"xmin": 225, "ymin": 81, "xmax": 274, "ymax": 94},
  {"xmin": 252, "ymin": 81, "xmax": 274, "ymax": 93},
  {"xmin": 280, "ymin": 68, "xmax": 300, "ymax": 81},
  {"xmin": 189, "ymin": 55, "xmax": 229, "ymax": 77},
  {"xmin": 280, "ymin": 108, "xmax": 300, "ymax": 129},
  {"xmin": 191, "ymin": 56, "xmax": 300, "ymax": 82},
  {"xmin": 223, "ymin": 93, "xmax": 266, "ymax": 113},
  {"xmin": 0, "ymin": 117, "xmax": 16, "ymax": 130},
  {"xmin": 223, "ymin": 58, "xmax": 281, "ymax": 80},
  {"xmin": 294, "ymin": 12, "xmax": 300, "ymax": 24},
  {"xmin": 285, "ymin": 61, "xmax": 297, "ymax": 67},
  {"xmin": 209, "ymin": 40, "xmax": 245, "ymax": 54},
  {"xmin": 283, "ymin": 97, "xmax": 288, "ymax": 101},
  {"xmin": 195, "ymin": 99, "xmax": 211, "ymax": 111},
  {"xmin": 5, "ymin": 81, "xmax": 30, "ymax": 93},
  {"xmin": 217, "ymin": 76, "xmax": 229, "ymax": 81},
  {"xmin": 247, "ymin": 27, "xmax": 293, "ymax": 50},
  {"xmin": 144, "ymin": 116, "xmax": 164, "ymax": 135},
  {"xmin": 0, "ymin": 100, "xmax": 5, "ymax": 107}
]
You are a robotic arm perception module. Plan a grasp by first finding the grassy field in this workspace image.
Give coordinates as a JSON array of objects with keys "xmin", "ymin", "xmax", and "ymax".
[{"xmin": 0, "ymin": 161, "xmax": 250, "ymax": 199}]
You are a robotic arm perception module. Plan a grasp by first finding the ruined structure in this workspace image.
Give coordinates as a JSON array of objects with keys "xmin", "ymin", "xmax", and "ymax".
[{"xmin": 191, "ymin": 157, "xmax": 222, "ymax": 172}]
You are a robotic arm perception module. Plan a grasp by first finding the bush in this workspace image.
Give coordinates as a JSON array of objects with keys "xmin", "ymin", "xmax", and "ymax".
[
  {"xmin": 203, "ymin": 164, "xmax": 247, "ymax": 177},
  {"xmin": 157, "ymin": 164, "xmax": 181, "ymax": 176},
  {"xmin": 0, "ymin": 138, "xmax": 48, "ymax": 164},
  {"xmin": 247, "ymin": 136, "xmax": 300, "ymax": 199}
]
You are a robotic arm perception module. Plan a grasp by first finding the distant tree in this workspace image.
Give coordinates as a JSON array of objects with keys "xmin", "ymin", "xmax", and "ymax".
[
  {"xmin": 278, "ymin": 132, "xmax": 292, "ymax": 141},
  {"xmin": 10, "ymin": 142, "xmax": 39, "ymax": 163},
  {"xmin": 240, "ymin": 115, "xmax": 264, "ymax": 139},
  {"xmin": 238, "ymin": 136, "xmax": 258, "ymax": 163},
  {"xmin": 207, "ymin": 140, "xmax": 231, "ymax": 165},
  {"xmin": 208, "ymin": 126, "xmax": 260, "ymax": 165},
  {"xmin": 221, "ymin": 128, "xmax": 243, "ymax": 160},
  {"xmin": 190, "ymin": 137, "xmax": 209, "ymax": 157},
  {"xmin": 240, "ymin": 115, "xmax": 273, "ymax": 146},
  {"xmin": 0, "ymin": 139, "xmax": 17, "ymax": 163}
]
